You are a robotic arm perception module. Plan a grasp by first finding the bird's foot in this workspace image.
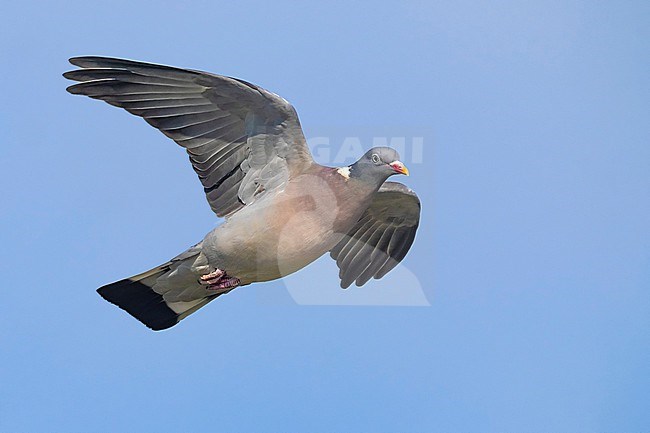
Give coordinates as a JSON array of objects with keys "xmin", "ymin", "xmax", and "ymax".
[
  {"xmin": 199, "ymin": 269, "xmax": 241, "ymax": 291},
  {"xmin": 199, "ymin": 268, "xmax": 225, "ymax": 285},
  {"xmin": 208, "ymin": 276, "xmax": 241, "ymax": 291}
]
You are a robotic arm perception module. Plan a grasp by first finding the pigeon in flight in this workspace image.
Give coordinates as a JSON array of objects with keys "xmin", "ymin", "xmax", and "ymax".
[{"xmin": 64, "ymin": 57, "xmax": 421, "ymax": 330}]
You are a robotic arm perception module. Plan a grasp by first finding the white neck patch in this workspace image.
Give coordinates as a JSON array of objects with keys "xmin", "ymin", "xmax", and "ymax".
[{"xmin": 337, "ymin": 166, "xmax": 351, "ymax": 180}]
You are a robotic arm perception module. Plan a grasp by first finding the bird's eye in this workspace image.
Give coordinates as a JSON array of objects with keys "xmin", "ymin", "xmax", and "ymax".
[{"xmin": 371, "ymin": 154, "xmax": 381, "ymax": 164}]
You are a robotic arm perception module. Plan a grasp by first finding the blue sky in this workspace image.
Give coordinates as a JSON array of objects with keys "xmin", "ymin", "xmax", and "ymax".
[{"xmin": 1, "ymin": 1, "xmax": 649, "ymax": 431}]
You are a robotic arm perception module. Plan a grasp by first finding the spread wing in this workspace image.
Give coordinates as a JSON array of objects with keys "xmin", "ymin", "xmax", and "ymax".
[
  {"xmin": 64, "ymin": 56, "xmax": 314, "ymax": 217},
  {"xmin": 330, "ymin": 182, "xmax": 420, "ymax": 288}
]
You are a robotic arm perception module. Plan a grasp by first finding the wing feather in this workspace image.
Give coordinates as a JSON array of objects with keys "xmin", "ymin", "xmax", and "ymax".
[
  {"xmin": 65, "ymin": 56, "xmax": 314, "ymax": 218},
  {"xmin": 330, "ymin": 182, "xmax": 420, "ymax": 288}
]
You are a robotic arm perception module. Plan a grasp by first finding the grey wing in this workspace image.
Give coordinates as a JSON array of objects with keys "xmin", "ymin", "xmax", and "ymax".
[
  {"xmin": 330, "ymin": 182, "xmax": 421, "ymax": 288},
  {"xmin": 64, "ymin": 56, "xmax": 313, "ymax": 217}
]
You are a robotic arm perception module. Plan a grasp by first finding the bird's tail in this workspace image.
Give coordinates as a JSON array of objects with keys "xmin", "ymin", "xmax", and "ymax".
[{"xmin": 97, "ymin": 256, "xmax": 218, "ymax": 331}]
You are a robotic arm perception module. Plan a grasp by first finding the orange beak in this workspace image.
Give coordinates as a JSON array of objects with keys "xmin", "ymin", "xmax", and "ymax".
[{"xmin": 389, "ymin": 160, "xmax": 409, "ymax": 176}]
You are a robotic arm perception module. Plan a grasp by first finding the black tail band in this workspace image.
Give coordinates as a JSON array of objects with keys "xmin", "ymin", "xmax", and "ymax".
[{"xmin": 97, "ymin": 279, "xmax": 179, "ymax": 331}]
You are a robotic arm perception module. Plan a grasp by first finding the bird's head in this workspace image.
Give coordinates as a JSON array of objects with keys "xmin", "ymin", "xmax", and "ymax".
[{"xmin": 349, "ymin": 147, "xmax": 409, "ymax": 184}]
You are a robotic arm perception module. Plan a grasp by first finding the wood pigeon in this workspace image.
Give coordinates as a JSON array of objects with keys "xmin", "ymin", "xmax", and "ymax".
[{"xmin": 64, "ymin": 57, "xmax": 421, "ymax": 330}]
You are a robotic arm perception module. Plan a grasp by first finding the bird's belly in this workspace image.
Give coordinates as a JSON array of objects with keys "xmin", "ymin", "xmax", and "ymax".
[{"xmin": 204, "ymin": 200, "xmax": 346, "ymax": 284}]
